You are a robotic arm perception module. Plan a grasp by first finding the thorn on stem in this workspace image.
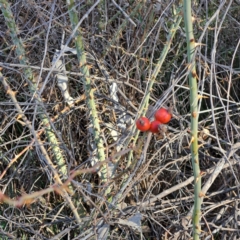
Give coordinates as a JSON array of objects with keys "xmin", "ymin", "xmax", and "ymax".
[
  {"xmin": 195, "ymin": 225, "xmax": 200, "ymax": 230},
  {"xmin": 196, "ymin": 173, "xmax": 201, "ymax": 183},
  {"xmin": 188, "ymin": 136, "xmax": 194, "ymax": 148},
  {"xmin": 192, "ymin": 112, "xmax": 197, "ymax": 118},
  {"xmin": 191, "ymin": 71, "xmax": 197, "ymax": 78},
  {"xmin": 199, "ymin": 192, "xmax": 205, "ymax": 197}
]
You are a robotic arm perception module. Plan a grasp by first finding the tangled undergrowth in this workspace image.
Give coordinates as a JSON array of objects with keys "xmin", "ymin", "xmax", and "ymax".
[{"xmin": 0, "ymin": 1, "xmax": 240, "ymax": 239}]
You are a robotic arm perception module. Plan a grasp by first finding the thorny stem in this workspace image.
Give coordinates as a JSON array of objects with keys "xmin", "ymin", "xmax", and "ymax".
[
  {"xmin": 183, "ymin": 1, "xmax": 202, "ymax": 239},
  {"xmin": 0, "ymin": 0, "xmax": 82, "ymax": 222},
  {"xmin": 66, "ymin": 0, "xmax": 109, "ymax": 184},
  {"xmin": 0, "ymin": 0, "xmax": 68, "ymax": 179}
]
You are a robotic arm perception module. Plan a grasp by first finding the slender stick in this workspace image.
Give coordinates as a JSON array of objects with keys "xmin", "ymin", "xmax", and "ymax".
[
  {"xmin": 183, "ymin": 1, "xmax": 202, "ymax": 239},
  {"xmin": 111, "ymin": 0, "xmax": 136, "ymax": 27}
]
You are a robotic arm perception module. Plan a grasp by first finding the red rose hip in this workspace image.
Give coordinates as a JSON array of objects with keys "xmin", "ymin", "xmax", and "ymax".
[
  {"xmin": 136, "ymin": 117, "xmax": 150, "ymax": 132},
  {"xmin": 154, "ymin": 108, "xmax": 172, "ymax": 124},
  {"xmin": 149, "ymin": 120, "xmax": 162, "ymax": 133}
]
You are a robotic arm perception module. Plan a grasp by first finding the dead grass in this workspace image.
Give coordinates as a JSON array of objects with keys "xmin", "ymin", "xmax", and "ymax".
[{"xmin": 1, "ymin": 0, "xmax": 240, "ymax": 239}]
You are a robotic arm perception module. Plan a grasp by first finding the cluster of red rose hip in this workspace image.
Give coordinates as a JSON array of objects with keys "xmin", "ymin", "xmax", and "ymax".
[{"xmin": 136, "ymin": 108, "xmax": 172, "ymax": 133}]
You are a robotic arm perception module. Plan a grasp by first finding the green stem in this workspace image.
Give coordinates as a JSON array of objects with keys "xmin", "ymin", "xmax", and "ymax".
[
  {"xmin": 0, "ymin": 0, "xmax": 68, "ymax": 179},
  {"xmin": 67, "ymin": 0, "xmax": 108, "ymax": 183},
  {"xmin": 183, "ymin": 1, "xmax": 202, "ymax": 239},
  {"xmin": 0, "ymin": 0, "xmax": 85, "ymax": 221}
]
